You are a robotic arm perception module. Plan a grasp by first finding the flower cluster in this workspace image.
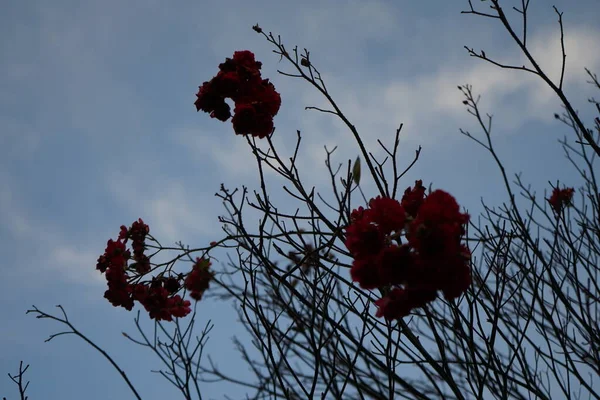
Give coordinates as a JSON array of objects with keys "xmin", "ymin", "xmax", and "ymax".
[
  {"xmin": 345, "ymin": 181, "xmax": 471, "ymax": 320},
  {"xmin": 96, "ymin": 219, "xmax": 214, "ymax": 321},
  {"xmin": 547, "ymin": 186, "xmax": 575, "ymax": 214},
  {"xmin": 120, "ymin": 219, "xmax": 150, "ymax": 274},
  {"xmin": 195, "ymin": 50, "xmax": 281, "ymax": 138},
  {"xmin": 184, "ymin": 258, "xmax": 215, "ymax": 301},
  {"xmin": 130, "ymin": 279, "xmax": 190, "ymax": 322}
]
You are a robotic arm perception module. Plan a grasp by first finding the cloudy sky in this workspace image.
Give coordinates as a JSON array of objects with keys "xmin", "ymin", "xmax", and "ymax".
[{"xmin": 2, "ymin": 0, "xmax": 599, "ymax": 398}]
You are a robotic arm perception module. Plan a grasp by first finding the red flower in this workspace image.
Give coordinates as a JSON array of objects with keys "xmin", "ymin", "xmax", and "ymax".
[
  {"xmin": 132, "ymin": 282, "xmax": 191, "ymax": 321},
  {"xmin": 232, "ymin": 50, "xmax": 262, "ymax": 70},
  {"xmin": 212, "ymin": 71, "xmax": 242, "ymax": 99},
  {"xmin": 231, "ymin": 103, "xmax": 275, "ymax": 138},
  {"xmin": 194, "ymin": 82, "xmax": 231, "ymax": 121},
  {"xmin": 103, "ymin": 264, "xmax": 133, "ymax": 310},
  {"xmin": 410, "ymin": 246, "xmax": 471, "ymax": 301},
  {"xmin": 345, "ymin": 217, "xmax": 385, "ymax": 258},
  {"xmin": 350, "ymin": 245, "xmax": 415, "ymax": 289},
  {"xmin": 408, "ymin": 190, "xmax": 469, "ymax": 257},
  {"xmin": 548, "ymin": 187, "xmax": 575, "ymax": 213},
  {"xmin": 96, "ymin": 239, "xmax": 130, "ymax": 273},
  {"xmin": 185, "ymin": 258, "xmax": 214, "ymax": 301},
  {"xmin": 375, "ymin": 287, "xmax": 437, "ymax": 320},
  {"xmin": 350, "ymin": 257, "xmax": 383, "ymax": 289},
  {"xmin": 118, "ymin": 225, "xmax": 128, "ymax": 240},
  {"xmin": 219, "ymin": 50, "xmax": 262, "ymax": 80},
  {"xmin": 107, "ymin": 239, "xmax": 130, "ymax": 265},
  {"xmin": 347, "ymin": 184, "xmax": 472, "ymax": 321},
  {"xmin": 140, "ymin": 286, "xmax": 172, "ymax": 321},
  {"xmin": 195, "ymin": 51, "xmax": 280, "ymax": 138},
  {"xmin": 401, "ymin": 180, "xmax": 426, "ymax": 218},
  {"xmin": 131, "ymin": 254, "xmax": 151, "ymax": 274},
  {"xmin": 129, "ymin": 218, "xmax": 150, "ymax": 241},
  {"xmin": 211, "ymin": 102, "xmax": 233, "ymax": 122},
  {"xmin": 131, "ymin": 283, "xmax": 148, "ymax": 303},
  {"xmin": 236, "ymin": 79, "xmax": 281, "ymax": 116},
  {"xmin": 368, "ymin": 196, "xmax": 406, "ymax": 235},
  {"xmin": 350, "ymin": 206, "xmax": 367, "ymax": 221},
  {"xmin": 259, "ymin": 79, "xmax": 281, "ymax": 116},
  {"xmin": 164, "ymin": 277, "xmax": 181, "ymax": 294},
  {"xmin": 96, "ymin": 220, "xmax": 194, "ymax": 320},
  {"xmin": 377, "ymin": 244, "xmax": 414, "ymax": 286},
  {"xmin": 104, "ymin": 286, "xmax": 134, "ymax": 311},
  {"xmin": 97, "ymin": 236, "xmax": 134, "ymax": 310},
  {"xmin": 96, "ymin": 255, "xmax": 109, "ymax": 273},
  {"xmin": 167, "ymin": 296, "xmax": 192, "ymax": 319},
  {"xmin": 439, "ymin": 252, "xmax": 472, "ymax": 300}
]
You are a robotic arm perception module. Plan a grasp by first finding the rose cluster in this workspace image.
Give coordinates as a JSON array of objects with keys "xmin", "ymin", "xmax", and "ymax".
[
  {"xmin": 185, "ymin": 257, "xmax": 214, "ymax": 301},
  {"xmin": 96, "ymin": 219, "xmax": 214, "ymax": 321},
  {"xmin": 195, "ymin": 50, "xmax": 281, "ymax": 138},
  {"xmin": 345, "ymin": 181, "xmax": 471, "ymax": 320},
  {"xmin": 547, "ymin": 186, "xmax": 575, "ymax": 214}
]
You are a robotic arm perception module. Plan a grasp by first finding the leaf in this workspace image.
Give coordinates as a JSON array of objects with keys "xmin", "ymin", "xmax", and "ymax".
[{"xmin": 352, "ymin": 156, "xmax": 361, "ymax": 186}]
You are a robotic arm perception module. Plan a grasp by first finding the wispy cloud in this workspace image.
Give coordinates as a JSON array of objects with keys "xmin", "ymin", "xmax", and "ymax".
[
  {"xmin": 174, "ymin": 126, "xmax": 258, "ymax": 179},
  {"xmin": 107, "ymin": 172, "xmax": 222, "ymax": 246},
  {"xmin": 0, "ymin": 174, "xmax": 105, "ymax": 287},
  {"xmin": 289, "ymin": 25, "xmax": 600, "ymax": 147},
  {"xmin": 50, "ymin": 246, "xmax": 105, "ymax": 285}
]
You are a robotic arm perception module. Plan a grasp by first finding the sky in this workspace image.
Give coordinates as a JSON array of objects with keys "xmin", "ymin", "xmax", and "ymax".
[{"xmin": 1, "ymin": 0, "xmax": 599, "ymax": 399}]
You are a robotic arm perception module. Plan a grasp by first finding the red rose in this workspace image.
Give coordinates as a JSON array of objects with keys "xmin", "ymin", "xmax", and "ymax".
[{"xmin": 547, "ymin": 187, "xmax": 575, "ymax": 213}]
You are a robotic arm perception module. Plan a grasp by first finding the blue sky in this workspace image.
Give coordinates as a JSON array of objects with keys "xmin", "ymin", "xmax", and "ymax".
[{"xmin": 1, "ymin": 0, "xmax": 599, "ymax": 398}]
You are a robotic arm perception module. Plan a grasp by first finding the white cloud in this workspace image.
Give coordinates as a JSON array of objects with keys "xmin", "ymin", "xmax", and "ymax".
[
  {"xmin": 50, "ymin": 246, "xmax": 105, "ymax": 285},
  {"xmin": 290, "ymin": 25, "xmax": 600, "ymax": 147},
  {"xmin": 174, "ymin": 126, "xmax": 257, "ymax": 178},
  {"xmin": 529, "ymin": 26, "xmax": 600, "ymax": 86},
  {"xmin": 0, "ymin": 176, "xmax": 106, "ymax": 287},
  {"xmin": 107, "ymin": 172, "xmax": 222, "ymax": 246},
  {"xmin": 144, "ymin": 182, "xmax": 215, "ymax": 243}
]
